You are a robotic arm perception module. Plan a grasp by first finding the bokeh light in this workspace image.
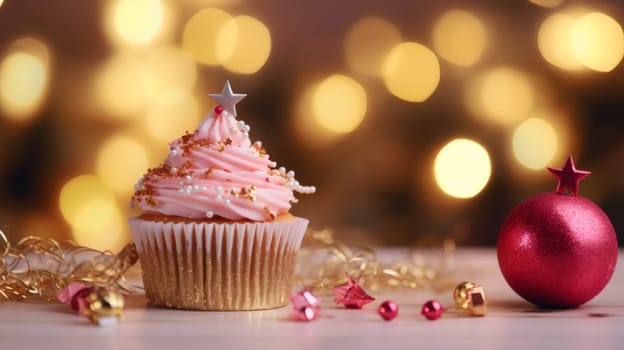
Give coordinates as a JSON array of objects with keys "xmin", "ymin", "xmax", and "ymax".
[
  {"xmin": 59, "ymin": 175, "xmax": 126, "ymax": 251},
  {"xmin": 111, "ymin": 0, "xmax": 164, "ymax": 45},
  {"xmin": 538, "ymin": 13, "xmax": 584, "ymax": 71},
  {"xmin": 434, "ymin": 139, "xmax": 491, "ymax": 199},
  {"xmin": 382, "ymin": 42, "xmax": 440, "ymax": 102},
  {"xmin": 313, "ymin": 75, "xmax": 367, "ymax": 133},
  {"xmin": 96, "ymin": 134, "xmax": 149, "ymax": 194},
  {"xmin": 94, "ymin": 53, "xmax": 158, "ymax": 119},
  {"xmin": 71, "ymin": 206, "xmax": 125, "ymax": 252},
  {"xmin": 344, "ymin": 16, "xmax": 402, "ymax": 76},
  {"xmin": 182, "ymin": 8, "xmax": 237, "ymax": 65},
  {"xmin": 93, "ymin": 47, "xmax": 196, "ymax": 120},
  {"xmin": 528, "ymin": 0, "xmax": 563, "ymax": 8},
  {"xmin": 512, "ymin": 117, "xmax": 558, "ymax": 170},
  {"xmin": 469, "ymin": 67, "xmax": 535, "ymax": 126},
  {"xmin": 145, "ymin": 93, "xmax": 201, "ymax": 143},
  {"xmin": 432, "ymin": 9, "xmax": 486, "ymax": 67},
  {"xmin": 220, "ymin": 15, "xmax": 272, "ymax": 74},
  {"xmin": 0, "ymin": 38, "xmax": 50, "ymax": 121},
  {"xmin": 572, "ymin": 12, "xmax": 624, "ymax": 72}
]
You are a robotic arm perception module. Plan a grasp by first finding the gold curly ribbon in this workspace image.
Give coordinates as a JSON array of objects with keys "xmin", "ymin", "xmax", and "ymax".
[
  {"xmin": 0, "ymin": 230, "xmax": 138, "ymax": 302},
  {"xmin": 295, "ymin": 229, "xmax": 456, "ymax": 292},
  {"xmin": 1, "ymin": 227, "xmax": 454, "ymax": 302}
]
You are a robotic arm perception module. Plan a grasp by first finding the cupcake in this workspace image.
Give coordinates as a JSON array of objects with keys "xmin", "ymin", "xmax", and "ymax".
[{"xmin": 129, "ymin": 81, "xmax": 315, "ymax": 310}]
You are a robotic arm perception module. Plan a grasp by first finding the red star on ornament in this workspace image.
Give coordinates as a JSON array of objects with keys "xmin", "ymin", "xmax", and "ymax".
[
  {"xmin": 547, "ymin": 155, "xmax": 591, "ymax": 196},
  {"xmin": 333, "ymin": 273, "xmax": 375, "ymax": 309}
]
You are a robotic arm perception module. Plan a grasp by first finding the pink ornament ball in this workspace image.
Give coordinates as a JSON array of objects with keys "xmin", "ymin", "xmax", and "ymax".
[{"xmin": 497, "ymin": 192, "xmax": 617, "ymax": 308}]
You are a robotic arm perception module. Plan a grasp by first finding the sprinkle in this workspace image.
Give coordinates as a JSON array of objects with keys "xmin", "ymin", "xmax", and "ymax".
[
  {"xmin": 170, "ymin": 167, "xmax": 178, "ymax": 174},
  {"xmin": 204, "ymin": 168, "xmax": 214, "ymax": 178},
  {"xmin": 185, "ymin": 175, "xmax": 192, "ymax": 180},
  {"xmin": 205, "ymin": 211, "xmax": 214, "ymax": 218},
  {"xmin": 225, "ymin": 199, "xmax": 231, "ymax": 206},
  {"xmin": 264, "ymin": 206, "xmax": 276, "ymax": 221},
  {"xmin": 169, "ymin": 149, "xmax": 178, "ymax": 157},
  {"xmin": 193, "ymin": 185, "xmax": 199, "ymax": 191},
  {"xmin": 216, "ymin": 194, "xmax": 222, "ymax": 201},
  {"xmin": 216, "ymin": 186, "xmax": 223, "ymax": 193}
]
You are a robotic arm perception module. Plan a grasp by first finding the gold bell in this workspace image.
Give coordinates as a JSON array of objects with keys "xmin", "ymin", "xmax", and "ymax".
[
  {"xmin": 83, "ymin": 287, "xmax": 125, "ymax": 325},
  {"xmin": 453, "ymin": 281, "xmax": 487, "ymax": 317}
]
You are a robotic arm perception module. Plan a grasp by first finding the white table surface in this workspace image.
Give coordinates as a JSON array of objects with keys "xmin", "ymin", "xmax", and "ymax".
[{"xmin": 1, "ymin": 248, "xmax": 623, "ymax": 350}]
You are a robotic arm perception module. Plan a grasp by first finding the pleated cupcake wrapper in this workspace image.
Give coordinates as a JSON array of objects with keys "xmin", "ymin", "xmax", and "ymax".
[{"xmin": 128, "ymin": 217, "xmax": 308, "ymax": 310}]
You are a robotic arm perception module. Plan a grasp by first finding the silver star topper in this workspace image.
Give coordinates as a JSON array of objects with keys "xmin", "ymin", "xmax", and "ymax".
[{"xmin": 208, "ymin": 80, "xmax": 247, "ymax": 116}]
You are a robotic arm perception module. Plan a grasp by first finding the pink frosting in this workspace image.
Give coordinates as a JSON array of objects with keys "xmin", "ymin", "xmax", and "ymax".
[{"xmin": 131, "ymin": 106, "xmax": 315, "ymax": 221}]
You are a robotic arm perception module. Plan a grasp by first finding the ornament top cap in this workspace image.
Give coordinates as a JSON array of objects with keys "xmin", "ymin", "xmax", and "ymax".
[{"xmin": 547, "ymin": 155, "xmax": 591, "ymax": 196}]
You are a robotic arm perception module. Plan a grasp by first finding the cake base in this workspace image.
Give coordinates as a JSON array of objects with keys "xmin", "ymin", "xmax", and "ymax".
[{"xmin": 129, "ymin": 216, "xmax": 308, "ymax": 310}]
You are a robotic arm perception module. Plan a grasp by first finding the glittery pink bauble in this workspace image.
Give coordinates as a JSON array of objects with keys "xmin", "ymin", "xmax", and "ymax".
[
  {"xmin": 421, "ymin": 300, "xmax": 443, "ymax": 320},
  {"xmin": 497, "ymin": 193, "xmax": 618, "ymax": 308},
  {"xmin": 378, "ymin": 300, "xmax": 398, "ymax": 321}
]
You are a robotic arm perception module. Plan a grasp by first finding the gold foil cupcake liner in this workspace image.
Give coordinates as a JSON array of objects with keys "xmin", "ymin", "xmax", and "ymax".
[{"xmin": 128, "ymin": 217, "xmax": 308, "ymax": 310}]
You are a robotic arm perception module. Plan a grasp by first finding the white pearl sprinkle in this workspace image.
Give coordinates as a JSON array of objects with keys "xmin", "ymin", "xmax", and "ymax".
[
  {"xmin": 216, "ymin": 185, "xmax": 223, "ymax": 193},
  {"xmin": 169, "ymin": 149, "xmax": 178, "ymax": 156},
  {"xmin": 178, "ymin": 181, "xmax": 184, "ymax": 186},
  {"xmin": 193, "ymin": 185, "xmax": 199, "ymax": 191},
  {"xmin": 170, "ymin": 167, "xmax": 178, "ymax": 174},
  {"xmin": 225, "ymin": 199, "xmax": 231, "ymax": 206},
  {"xmin": 216, "ymin": 194, "xmax": 222, "ymax": 201},
  {"xmin": 205, "ymin": 211, "xmax": 214, "ymax": 218},
  {"xmin": 287, "ymin": 170, "xmax": 295, "ymax": 178},
  {"xmin": 201, "ymin": 186, "xmax": 208, "ymax": 191},
  {"xmin": 185, "ymin": 175, "xmax": 192, "ymax": 180}
]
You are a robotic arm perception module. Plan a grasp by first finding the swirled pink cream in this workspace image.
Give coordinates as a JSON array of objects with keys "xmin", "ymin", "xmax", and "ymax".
[{"xmin": 131, "ymin": 103, "xmax": 315, "ymax": 222}]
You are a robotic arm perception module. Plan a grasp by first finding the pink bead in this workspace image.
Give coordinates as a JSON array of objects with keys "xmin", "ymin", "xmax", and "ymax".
[
  {"xmin": 421, "ymin": 300, "xmax": 444, "ymax": 320},
  {"xmin": 378, "ymin": 300, "xmax": 398, "ymax": 321},
  {"xmin": 292, "ymin": 306, "xmax": 319, "ymax": 321},
  {"xmin": 290, "ymin": 288, "xmax": 320, "ymax": 322},
  {"xmin": 57, "ymin": 282, "xmax": 88, "ymax": 305},
  {"xmin": 215, "ymin": 105, "xmax": 224, "ymax": 114},
  {"xmin": 71, "ymin": 287, "xmax": 94, "ymax": 313}
]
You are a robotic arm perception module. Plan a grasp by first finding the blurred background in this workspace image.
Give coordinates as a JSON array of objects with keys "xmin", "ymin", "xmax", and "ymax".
[{"xmin": 0, "ymin": 0, "xmax": 623, "ymax": 250}]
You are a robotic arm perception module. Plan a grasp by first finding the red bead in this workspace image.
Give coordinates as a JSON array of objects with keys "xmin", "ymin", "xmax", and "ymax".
[
  {"xmin": 377, "ymin": 300, "xmax": 398, "ymax": 321},
  {"xmin": 497, "ymin": 192, "xmax": 617, "ymax": 308},
  {"xmin": 421, "ymin": 300, "xmax": 444, "ymax": 320},
  {"xmin": 214, "ymin": 105, "xmax": 224, "ymax": 114}
]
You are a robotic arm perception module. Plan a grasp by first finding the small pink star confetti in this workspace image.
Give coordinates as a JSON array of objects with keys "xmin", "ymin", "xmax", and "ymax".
[
  {"xmin": 333, "ymin": 273, "xmax": 375, "ymax": 309},
  {"xmin": 547, "ymin": 155, "xmax": 591, "ymax": 196},
  {"xmin": 290, "ymin": 288, "xmax": 320, "ymax": 321}
]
